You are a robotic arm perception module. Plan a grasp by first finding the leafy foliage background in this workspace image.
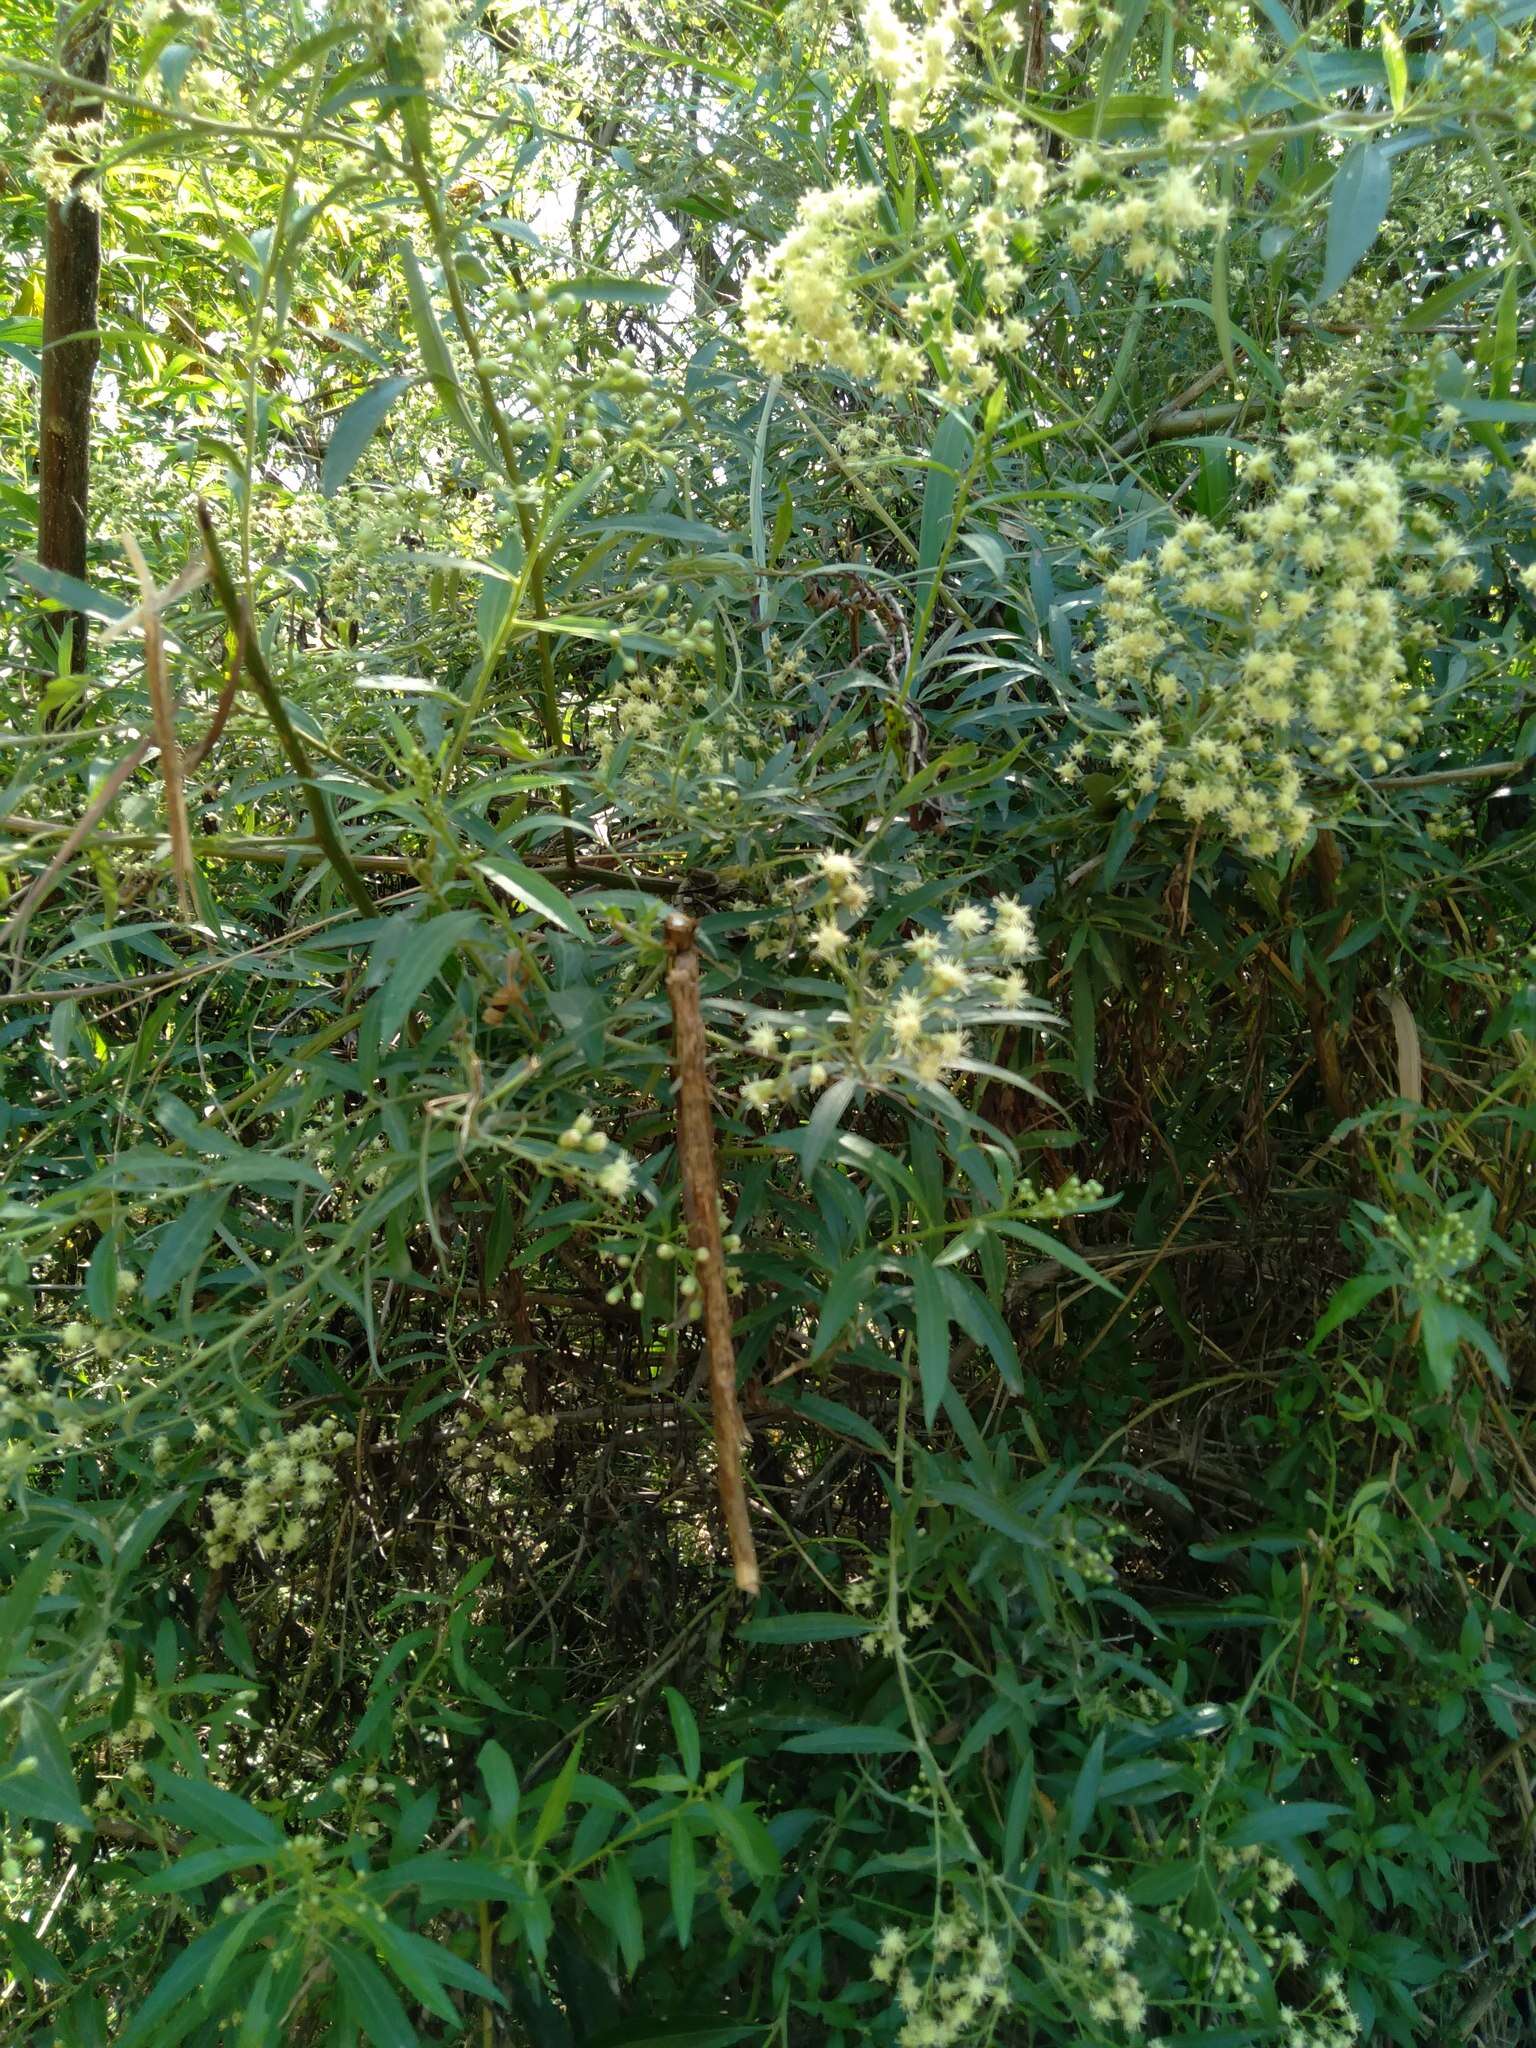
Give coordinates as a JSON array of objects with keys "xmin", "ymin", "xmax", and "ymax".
[{"xmin": 0, "ymin": 0, "xmax": 1534, "ymax": 2041}]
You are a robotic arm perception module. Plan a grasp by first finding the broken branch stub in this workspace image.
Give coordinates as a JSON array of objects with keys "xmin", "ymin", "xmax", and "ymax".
[{"xmin": 664, "ymin": 911, "xmax": 760, "ymax": 1595}]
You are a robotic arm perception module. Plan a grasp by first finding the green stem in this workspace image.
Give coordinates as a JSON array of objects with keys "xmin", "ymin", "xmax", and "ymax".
[
  {"xmin": 1091, "ymin": 278, "xmax": 1152, "ymax": 429},
  {"xmin": 1468, "ymin": 120, "xmax": 1536, "ymax": 271},
  {"xmin": 197, "ymin": 506, "xmax": 375, "ymax": 918},
  {"xmin": 398, "ymin": 132, "xmax": 568, "ymax": 807}
]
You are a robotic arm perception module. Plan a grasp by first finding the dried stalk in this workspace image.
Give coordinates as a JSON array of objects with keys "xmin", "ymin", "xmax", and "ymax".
[
  {"xmin": 1, "ymin": 735, "xmax": 150, "ymax": 964},
  {"xmin": 3, "ymin": 627, "xmax": 243, "ymax": 962},
  {"xmin": 664, "ymin": 911, "xmax": 760, "ymax": 1594},
  {"xmin": 122, "ymin": 532, "xmax": 193, "ymax": 912},
  {"xmin": 184, "ymin": 621, "xmax": 243, "ymax": 774}
]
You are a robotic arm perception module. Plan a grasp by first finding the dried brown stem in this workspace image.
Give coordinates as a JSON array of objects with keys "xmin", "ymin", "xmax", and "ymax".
[
  {"xmin": 664, "ymin": 911, "xmax": 759, "ymax": 1594},
  {"xmin": 123, "ymin": 532, "xmax": 192, "ymax": 911},
  {"xmin": 1, "ymin": 736, "xmax": 151, "ymax": 961},
  {"xmin": 184, "ymin": 622, "xmax": 243, "ymax": 774},
  {"xmin": 4, "ymin": 637, "xmax": 248, "ymax": 960}
]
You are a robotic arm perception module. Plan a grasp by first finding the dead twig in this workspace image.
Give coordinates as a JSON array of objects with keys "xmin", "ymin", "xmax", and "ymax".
[
  {"xmin": 184, "ymin": 619, "xmax": 244, "ymax": 774},
  {"xmin": 664, "ymin": 911, "xmax": 760, "ymax": 1594},
  {"xmin": 123, "ymin": 531, "xmax": 193, "ymax": 912},
  {"xmin": 1, "ymin": 735, "xmax": 151, "ymax": 966}
]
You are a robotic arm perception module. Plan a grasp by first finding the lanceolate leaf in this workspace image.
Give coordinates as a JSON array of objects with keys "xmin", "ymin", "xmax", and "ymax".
[
  {"xmin": 323, "ymin": 375, "xmax": 413, "ymax": 496},
  {"xmin": 1318, "ymin": 142, "xmax": 1391, "ymax": 301}
]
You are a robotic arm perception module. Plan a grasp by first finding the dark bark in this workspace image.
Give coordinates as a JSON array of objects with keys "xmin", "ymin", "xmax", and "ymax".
[{"xmin": 38, "ymin": 3, "xmax": 113, "ymax": 673}]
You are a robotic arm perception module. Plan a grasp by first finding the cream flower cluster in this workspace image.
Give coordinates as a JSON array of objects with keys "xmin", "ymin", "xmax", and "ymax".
[
  {"xmin": 742, "ymin": 186, "xmax": 887, "ymax": 381},
  {"xmin": 1276, "ymin": 1972, "xmax": 1363, "ymax": 2048},
  {"xmin": 1067, "ymin": 1873, "xmax": 1147, "ymax": 2036},
  {"xmin": 1058, "ymin": 1512, "xmax": 1120, "ymax": 1587},
  {"xmin": 1379, "ymin": 1206, "xmax": 1480, "ymax": 1304},
  {"xmin": 1052, "ymin": 0, "xmax": 1127, "ymax": 46},
  {"xmin": 739, "ymin": 858, "xmax": 1047, "ymax": 1111},
  {"xmin": 1507, "ymin": 436, "xmax": 1536, "ymax": 508},
  {"xmin": 596, "ymin": 662, "xmax": 767, "ymax": 784},
  {"xmin": 860, "ymin": 0, "xmax": 959, "ymax": 131},
  {"xmin": 870, "ymin": 1905, "xmax": 1009, "ymax": 2048},
  {"xmin": 205, "ymin": 1418, "xmax": 352, "ymax": 1565},
  {"xmin": 592, "ymin": 655, "xmax": 785, "ymax": 845},
  {"xmin": 1191, "ymin": 0, "xmax": 1269, "ymax": 107},
  {"xmin": 1155, "ymin": 1846, "xmax": 1353, "ymax": 2039},
  {"xmin": 554, "ymin": 1110, "xmax": 640, "ymax": 1200},
  {"xmin": 0, "ymin": 1333, "xmax": 127, "ymax": 1479},
  {"xmin": 742, "ymin": 83, "xmax": 1245, "ymax": 396},
  {"xmin": 405, "ymin": 0, "xmax": 455, "ymax": 77},
  {"xmin": 444, "ymin": 1361, "xmax": 554, "ymax": 1481},
  {"xmin": 743, "ymin": 117, "xmax": 1048, "ymax": 403},
  {"xmin": 29, "ymin": 119, "xmax": 105, "ymax": 211},
  {"xmin": 1063, "ymin": 160, "xmax": 1229, "ymax": 289},
  {"xmin": 1072, "ymin": 440, "xmax": 1446, "ymax": 856},
  {"xmin": 743, "ymin": 93, "xmax": 1237, "ymax": 401}
]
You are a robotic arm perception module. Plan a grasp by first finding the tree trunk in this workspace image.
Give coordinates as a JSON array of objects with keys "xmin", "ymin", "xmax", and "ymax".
[{"xmin": 38, "ymin": 3, "xmax": 112, "ymax": 673}]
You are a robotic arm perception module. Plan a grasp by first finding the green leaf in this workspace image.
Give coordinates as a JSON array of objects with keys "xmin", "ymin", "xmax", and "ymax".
[
  {"xmin": 1226, "ymin": 1801, "xmax": 1344, "ymax": 1847},
  {"xmin": 800, "ymin": 1076, "xmax": 857, "ymax": 1183},
  {"xmin": 474, "ymin": 857, "xmax": 579, "ymax": 933},
  {"xmin": 530, "ymin": 1738, "xmax": 583, "ymax": 1855},
  {"xmin": 767, "ymin": 482, "xmax": 794, "ymax": 567},
  {"xmin": 595, "ymin": 1857, "xmax": 644, "ymax": 1974},
  {"xmin": 1066, "ymin": 1731, "xmax": 1105, "ymax": 1851},
  {"xmin": 400, "ymin": 244, "xmax": 460, "ymax": 402},
  {"xmin": 5, "ymin": 557, "xmax": 131, "ymax": 622},
  {"xmin": 480, "ymin": 1740, "xmax": 520, "ymax": 1832},
  {"xmin": 772, "ymin": 1388, "xmax": 890, "ymax": 1455},
  {"xmin": 909, "ymin": 1255, "xmax": 950, "ymax": 1428},
  {"xmin": 2, "ymin": 1702, "xmax": 88, "ymax": 1829},
  {"xmin": 323, "ymin": 376, "xmax": 412, "ymax": 496},
  {"xmin": 1318, "ymin": 143, "xmax": 1391, "ymax": 303},
  {"xmin": 1071, "ymin": 959, "xmax": 1097, "ymax": 1101},
  {"xmin": 548, "ymin": 274, "xmax": 673, "ymax": 308},
  {"xmin": 138, "ymin": 1845, "xmax": 277, "ymax": 1894},
  {"xmin": 0, "ymin": 1913, "xmax": 64, "ymax": 1987},
  {"xmin": 669, "ymin": 1815, "xmax": 697, "ymax": 1949},
  {"xmin": 84, "ymin": 1232, "xmax": 119, "ymax": 1320},
  {"xmin": 808, "ymin": 1254, "xmax": 875, "ymax": 1362},
  {"xmin": 146, "ymin": 1767, "xmax": 280, "ymax": 1845},
  {"xmin": 366, "ymin": 1918, "xmax": 495, "ymax": 2025},
  {"xmin": 1402, "ymin": 262, "xmax": 1505, "ymax": 330},
  {"xmin": 935, "ymin": 1267, "xmax": 1023, "ymax": 1394},
  {"xmin": 993, "ymin": 1220, "xmax": 1120, "ymax": 1296},
  {"xmin": 1491, "ymin": 263, "xmax": 1520, "ymax": 403},
  {"xmin": 373, "ymin": 910, "xmax": 485, "ymax": 1046},
  {"xmin": 1435, "ymin": 392, "xmax": 1536, "ymax": 425},
  {"xmin": 0, "ymin": 1533, "xmax": 67, "ymax": 1670},
  {"xmin": 1310, "ymin": 1272, "xmax": 1393, "ymax": 1346},
  {"xmin": 1003, "ymin": 1756, "xmax": 1033, "ymax": 1869},
  {"xmin": 117, "ymin": 1923, "xmax": 235, "ymax": 2046},
  {"xmin": 916, "ymin": 412, "xmax": 971, "ymax": 616},
  {"xmin": 782, "ymin": 1725, "xmax": 916, "ymax": 1755},
  {"xmin": 475, "ymin": 531, "xmax": 524, "ymax": 655},
  {"xmin": 1094, "ymin": 0, "xmax": 1151, "ymax": 130},
  {"xmin": 328, "ymin": 1941, "xmax": 420, "ymax": 2047},
  {"xmin": 708, "ymin": 1800, "xmax": 781, "ymax": 1877},
  {"xmin": 144, "ymin": 1192, "xmax": 227, "ymax": 1304},
  {"xmin": 664, "ymin": 1688, "xmax": 701, "ymax": 1780},
  {"xmin": 1380, "ymin": 19, "xmax": 1407, "ymax": 112},
  {"xmin": 736, "ymin": 1611, "xmax": 868, "ymax": 1644}
]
